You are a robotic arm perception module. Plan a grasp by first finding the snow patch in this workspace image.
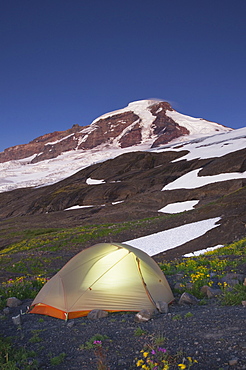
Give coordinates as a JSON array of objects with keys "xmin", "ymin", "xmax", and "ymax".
[
  {"xmin": 112, "ymin": 200, "xmax": 124, "ymax": 205},
  {"xmin": 162, "ymin": 168, "xmax": 246, "ymax": 191},
  {"xmin": 86, "ymin": 178, "xmax": 105, "ymax": 185},
  {"xmin": 183, "ymin": 245, "xmax": 224, "ymax": 257},
  {"xmin": 158, "ymin": 200, "xmax": 199, "ymax": 213},
  {"xmin": 64, "ymin": 205, "xmax": 94, "ymax": 211},
  {"xmin": 45, "ymin": 133, "xmax": 74, "ymax": 146},
  {"xmin": 166, "ymin": 110, "xmax": 231, "ymax": 136},
  {"xmin": 124, "ymin": 217, "xmax": 221, "ymax": 256},
  {"xmin": 164, "ymin": 128, "xmax": 246, "ymax": 162}
]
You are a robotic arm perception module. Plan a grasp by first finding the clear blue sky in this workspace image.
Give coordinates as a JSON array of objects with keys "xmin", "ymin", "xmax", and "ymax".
[{"xmin": 1, "ymin": 0, "xmax": 246, "ymax": 152}]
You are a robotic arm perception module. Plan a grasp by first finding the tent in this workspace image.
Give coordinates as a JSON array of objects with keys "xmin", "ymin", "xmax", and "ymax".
[{"xmin": 30, "ymin": 242, "xmax": 174, "ymax": 319}]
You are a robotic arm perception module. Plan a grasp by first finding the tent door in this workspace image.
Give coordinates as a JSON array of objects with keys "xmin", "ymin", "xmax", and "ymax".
[{"xmin": 136, "ymin": 257, "xmax": 156, "ymax": 307}]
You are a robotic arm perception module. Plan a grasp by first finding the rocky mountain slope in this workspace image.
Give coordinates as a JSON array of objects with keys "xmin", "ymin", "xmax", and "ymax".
[
  {"xmin": 0, "ymin": 100, "xmax": 230, "ymax": 164},
  {"xmin": 0, "ymin": 122, "xmax": 245, "ymax": 259}
]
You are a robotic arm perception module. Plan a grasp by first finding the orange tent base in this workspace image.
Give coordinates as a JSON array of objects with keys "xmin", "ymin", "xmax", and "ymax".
[
  {"xmin": 30, "ymin": 304, "xmax": 91, "ymax": 320},
  {"xmin": 30, "ymin": 303, "xmax": 136, "ymax": 320}
]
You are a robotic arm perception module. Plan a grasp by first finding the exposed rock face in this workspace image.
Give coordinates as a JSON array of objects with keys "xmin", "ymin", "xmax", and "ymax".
[
  {"xmin": 149, "ymin": 102, "xmax": 189, "ymax": 147},
  {"xmin": 0, "ymin": 100, "xmax": 230, "ymax": 163},
  {"xmin": 78, "ymin": 111, "xmax": 141, "ymax": 150},
  {"xmin": 0, "ymin": 124, "xmax": 85, "ymax": 163}
]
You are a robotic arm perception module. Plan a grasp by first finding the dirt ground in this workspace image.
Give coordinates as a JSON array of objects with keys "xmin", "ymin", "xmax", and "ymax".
[{"xmin": 1, "ymin": 295, "xmax": 246, "ymax": 370}]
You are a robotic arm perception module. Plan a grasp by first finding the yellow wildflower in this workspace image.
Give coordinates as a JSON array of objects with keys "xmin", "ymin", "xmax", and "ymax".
[
  {"xmin": 143, "ymin": 352, "xmax": 149, "ymax": 358},
  {"xmin": 141, "ymin": 365, "xmax": 150, "ymax": 370},
  {"xmin": 136, "ymin": 359, "xmax": 144, "ymax": 367},
  {"xmin": 178, "ymin": 364, "xmax": 186, "ymax": 369}
]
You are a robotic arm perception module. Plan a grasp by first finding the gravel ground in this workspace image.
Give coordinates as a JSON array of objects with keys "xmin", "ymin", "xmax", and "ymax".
[{"xmin": 1, "ymin": 298, "xmax": 246, "ymax": 370}]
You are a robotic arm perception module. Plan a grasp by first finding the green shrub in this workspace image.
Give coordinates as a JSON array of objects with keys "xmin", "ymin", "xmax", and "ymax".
[
  {"xmin": 134, "ymin": 327, "xmax": 147, "ymax": 337},
  {"xmin": 0, "ymin": 336, "xmax": 38, "ymax": 369},
  {"xmin": 80, "ymin": 334, "xmax": 109, "ymax": 350},
  {"xmin": 219, "ymin": 284, "xmax": 246, "ymax": 305},
  {"xmin": 0, "ymin": 276, "xmax": 47, "ymax": 309},
  {"xmin": 50, "ymin": 352, "xmax": 66, "ymax": 365}
]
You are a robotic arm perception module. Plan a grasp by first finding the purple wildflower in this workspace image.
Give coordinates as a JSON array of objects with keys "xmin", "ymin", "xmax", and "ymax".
[
  {"xmin": 93, "ymin": 340, "xmax": 102, "ymax": 345},
  {"xmin": 158, "ymin": 347, "xmax": 167, "ymax": 353}
]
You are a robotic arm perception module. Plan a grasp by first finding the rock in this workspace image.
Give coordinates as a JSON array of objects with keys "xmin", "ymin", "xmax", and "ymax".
[
  {"xmin": 185, "ymin": 282, "xmax": 194, "ymax": 290},
  {"xmin": 156, "ymin": 301, "xmax": 169, "ymax": 314},
  {"xmin": 67, "ymin": 320, "xmax": 75, "ymax": 328},
  {"xmin": 172, "ymin": 273, "xmax": 184, "ymax": 281},
  {"xmin": 3, "ymin": 307, "xmax": 10, "ymax": 315},
  {"xmin": 207, "ymin": 288, "xmax": 223, "ymax": 298},
  {"xmin": 6, "ymin": 297, "xmax": 22, "ymax": 307},
  {"xmin": 201, "ymin": 285, "xmax": 223, "ymax": 298},
  {"xmin": 220, "ymin": 273, "xmax": 245, "ymax": 287},
  {"xmin": 173, "ymin": 283, "xmax": 184, "ymax": 290},
  {"xmin": 12, "ymin": 314, "xmax": 22, "ymax": 325},
  {"xmin": 134, "ymin": 309, "xmax": 154, "ymax": 322},
  {"xmin": 242, "ymin": 301, "xmax": 246, "ymax": 307},
  {"xmin": 239, "ymin": 341, "xmax": 246, "ymax": 349},
  {"xmin": 87, "ymin": 309, "xmax": 108, "ymax": 320},
  {"xmin": 200, "ymin": 285, "xmax": 209, "ymax": 295},
  {"xmin": 178, "ymin": 292, "xmax": 199, "ymax": 305},
  {"xmin": 228, "ymin": 357, "xmax": 238, "ymax": 366},
  {"xmin": 174, "ymin": 282, "xmax": 185, "ymax": 291}
]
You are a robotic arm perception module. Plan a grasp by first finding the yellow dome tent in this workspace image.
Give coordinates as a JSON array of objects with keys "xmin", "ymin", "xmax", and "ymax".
[{"xmin": 30, "ymin": 242, "xmax": 174, "ymax": 319}]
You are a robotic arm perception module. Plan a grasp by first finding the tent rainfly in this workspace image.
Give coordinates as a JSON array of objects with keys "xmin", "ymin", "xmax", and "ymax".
[{"xmin": 30, "ymin": 242, "xmax": 174, "ymax": 319}]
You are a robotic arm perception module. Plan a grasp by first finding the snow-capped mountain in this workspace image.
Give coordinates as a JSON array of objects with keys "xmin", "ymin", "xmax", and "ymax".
[
  {"xmin": 0, "ymin": 125, "xmax": 245, "ymax": 258},
  {"xmin": 0, "ymin": 100, "xmax": 245, "ymax": 259},
  {"xmin": 0, "ymin": 99, "xmax": 232, "ymax": 193}
]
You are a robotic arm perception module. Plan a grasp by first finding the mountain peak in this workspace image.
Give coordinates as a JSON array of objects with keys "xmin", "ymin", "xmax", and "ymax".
[
  {"xmin": 0, "ymin": 100, "xmax": 232, "ymax": 168},
  {"xmin": 127, "ymin": 98, "xmax": 165, "ymax": 108}
]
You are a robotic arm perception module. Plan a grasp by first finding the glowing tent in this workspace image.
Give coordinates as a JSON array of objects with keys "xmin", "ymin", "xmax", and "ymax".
[{"xmin": 30, "ymin": 242, "xmax": 174, "ymax": 319}]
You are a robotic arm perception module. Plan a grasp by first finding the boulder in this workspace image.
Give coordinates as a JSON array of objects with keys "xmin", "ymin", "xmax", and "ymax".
[
  {"xmin": 6, "ymin": 297, "xmax": 22, "ymax": 307},
  {"xmin": 220, "ymin": 273, "xmax": 245, "ymax": 287},
  {"xmin": 156, "ymin": 301, "xmax": 169, "ymax": 314},
  {"xmin": 134, "ymin": 309, "xmax": 154, "ymax": 322},
  {"xmin": 178, "ymin": 292, "xmax": 199, "ymax": 305},
  {"xmin": 87, "ymin": 309, "xmax": 108, "ymax": 320},
  {"xmin": 200, "ymin": 285, "xmax": 223, "ymax": 298}
]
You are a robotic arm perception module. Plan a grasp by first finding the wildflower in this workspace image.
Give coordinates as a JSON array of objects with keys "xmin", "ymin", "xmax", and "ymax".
[
  {"xmin": 178, "ymin": 364, "xmax": 186, "ymax": 369},
  {"xmin": 141, "ymin": 365, "xmax": 150, "ymax": 370},
  {"xmin": 147, "ymin": 359, "xmax": 154, "ymax": 364},
  {"xmin": 162, "ymin": 365, "xmax": 169, "ymax": 370},
  {"xmin": 158, "ymin": 347, "xmax": 167, "ymax": 353},
  {"xmin": 93, "ymin": 340, "xmax": 102, "ymax": 346},
  {"xmin": 143, "ymin": 352, "xmax": 149, "ymax": 358},
  {"xmin": 151, "ymin": 349, "xmax": 156, "ymax": 354},
  {"xmin": 136, "ymin": 359, "xmax": 144, "ymax": 367}
]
